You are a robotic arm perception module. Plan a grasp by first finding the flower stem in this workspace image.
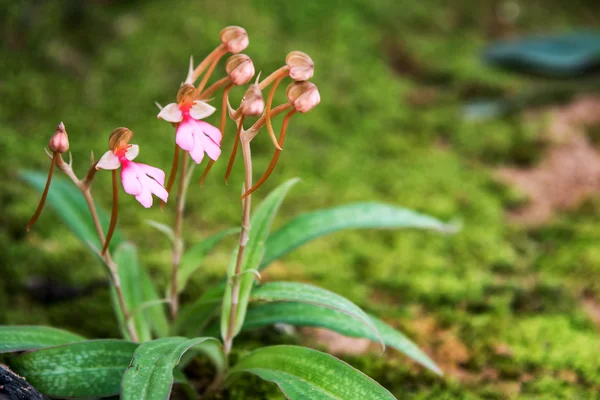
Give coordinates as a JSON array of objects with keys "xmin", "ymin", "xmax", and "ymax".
[
  {"xmin": 264, "ymin": 76, "xmax": 285, "ymax": 150},
  {"xmin": 258, "ymin": 66, "xmax": 289, "ymax": 90},
  {"xmin": 224, "ymin": 124, "xmax": 253, "ymax": 356},
  {"xmin": 242, "ymin": 109, "xmax": 295, "ymax": 199},
  {"xmin": 54, "ymin": 155, "xmax": 138, "ymax": 342},
  {"xmin": 26, "ymin": 152, "xmax": 58, "ymax": 232},
  {"xmin": 199, "ymin": 83, "xmax": 234, "ymax": 185},
  {"xmin": 196, "ymin": 49, "xmax": 227, "ymax": 95},
  {"xmin": 224, "ymin": 116, "xmax": 245, "ymax": 184},
  {"xmin": 170, "ymin": 152, "xmax": 189, "ymax": 320},
  {"xmin": 198, "ymin": 76, "xmax": 231, "ymax": 100},
  {"xmin": 191, "ymin": 44, "xmax": 226, "ymax": 83},
  {"xmin": 102, "ymin": 170, "xmax": 119, "ymax": 255},
  {"xmin": 162, "ymin": 143, "xmax": 180, "ymax": 209}
]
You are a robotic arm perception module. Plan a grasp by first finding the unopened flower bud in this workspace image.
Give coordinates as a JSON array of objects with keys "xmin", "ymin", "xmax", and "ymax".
[
  {"xmin": 109, "ymin": 127, "xmax": 134, "ymax": 151},
  {"xmin": 176, "ymin": 84, "xmax": 197, "ymax": 103},
  {"xmin": 286, "ymin": 82, "xmax": 320, "ymax": 113},
  {"xmin": 220, "ymin": 26, "xmax": 249, "ymax": 54},
  {"xmin": 286, "ymin": 51, "xmax": 314, "ymax": 81},
  {"xmin": 226, "ymin": 54, "xmax": 255, "ymax": 86},
  {"xmin": 48, "ymin": 122, "xmax": 69, "ymax": 153},
  {"xmin": 241, "ymin": 84, "xmax": 264, "ymax": 117}
]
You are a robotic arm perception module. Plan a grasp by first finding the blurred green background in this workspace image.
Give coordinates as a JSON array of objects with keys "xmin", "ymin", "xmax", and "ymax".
[{"xmin": 2, "ymin": 0, "xmax": 600, "ymax": 398}]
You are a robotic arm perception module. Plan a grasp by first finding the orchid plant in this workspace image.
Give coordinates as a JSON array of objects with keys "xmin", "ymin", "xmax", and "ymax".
[{"xmin": 1, "ymin": 27, "xmax": 457, "ymax": 399}]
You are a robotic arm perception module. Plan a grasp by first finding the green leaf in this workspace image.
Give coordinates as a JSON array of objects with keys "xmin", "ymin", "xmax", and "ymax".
[
  {"xmin": 111, "ymin": 242, "xmax": 152, "ymax": 342},
  {"xmin": 177, "ymin": 227, "xmax": 238, "ymax": 295},
  {"xmin": 240, "ymin": 302, "xmax": 442, "ymax": 375},
  {"xmin": 251, "ymin": 282, "xmax": 384, "ymax": 351},
  {"xmin": 20, "ymin": 170, "xmax": 123, "ymax": 254},
  {"xmin": 8, "ymin": 339, "xmax": 137, "ymax": 398},
  {"xmin": 145, "ymin": 220, "xmax": 175, "ymax": 244},
  {"xmin": 221, "ymin": 179, "xmax": 300, "ymax": 341},
  {"xmin": 228, "ymin": 345, "xmax": 397, "ymax": 400},
  {"xmin": 174, "ymin": 283, "xmax": 224, "ymax": 337},
  {"xmin": 121, "ymin": 337, "xmax": 221, "ymax": 400},
  {"xmin": 262, "ymin": 202, "xmax": 456, "ymax": 270},
  {"xmin": 0, "ymin": 326, "xmax": 84, "ymax": 353},
  {"xmin": 140, "ymin": 269, "xmax": 170, "ymax": 339}
]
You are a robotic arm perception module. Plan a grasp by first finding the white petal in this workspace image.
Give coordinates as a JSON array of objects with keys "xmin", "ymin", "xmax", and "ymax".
[
  {"xmin": 190, "ymin": 100, "xmax": 216, "ymax": 120},
  {"xmin": 96, "ymin": 150, "xmax": 121, "ymax": 170},
  {"xmin": 125, "ymin": 144, "xmax": 139, "ymax": 161},
  {"xmin": 157, "ymin": 103, "xmax": 183, "ymax": 123}
]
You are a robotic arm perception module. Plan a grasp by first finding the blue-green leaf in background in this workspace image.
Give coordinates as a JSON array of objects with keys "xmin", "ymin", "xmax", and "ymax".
[
  {"xmin": 239, "ymin": 302, "xmax": 442, "ymax": 375},
  {"xmin": 261, "ymin": 202, "xmax": 456, "ymax": 271},
  {"xmin": 228, "ymin": 345, "xmax": 397, "ymax": 400},
  {"xmin": 221, "ymin": 179, "xmax": 300, "ymax": 341},
  {"xmin": 8, "ymin": 339, "xmax": 138, "ymax": 398},
  {"xmin": 0, "ymin": 326, "xmax": 84, "ymax": 353},
  {"xmin": 20, "ymin": 170, "xmax": 123, "ymax": 254},
  {"xmin": 121, "ymin": 337, "xmax": 222, "ymax": 400}
]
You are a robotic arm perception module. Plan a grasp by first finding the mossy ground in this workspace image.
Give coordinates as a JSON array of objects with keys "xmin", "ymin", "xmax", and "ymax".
[{"xmin": 2, "ymin": 0, "xmax": 600, "ymax": 398}]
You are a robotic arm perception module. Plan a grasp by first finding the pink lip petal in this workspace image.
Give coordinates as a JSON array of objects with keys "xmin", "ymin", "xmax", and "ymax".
[
  {"xmin": 137, "ymin": 163, "xmax": 166, "ymax": 186},
  {"xmin": 176, "ymin": 121, "xmax": 196, "ymax": 152},
  {"xmin": 200, "ymin": 134, "xmax": 222, "ymax": 161},
  {"xmin": 135, "ymin": 186, "xmax": 153, "ymax": 208},
  {"xmin": 189, "ymin": 132, "xmax": 206, "ymax": 164},
  {"xmin": 145, "ymin": 176, "xmax": 169, "ymax": 203},
  {"xmin": 120, "ymin": 163, "xmax": 143, "ymax": 196},
  {"xmin": 198, "ymin": 121, "xmax": 222, "ymax": 144}
]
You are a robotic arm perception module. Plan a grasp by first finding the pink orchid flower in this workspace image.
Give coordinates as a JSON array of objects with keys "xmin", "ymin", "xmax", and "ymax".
[
  {"xmin": 96, "ymin": 143, "xmax": 168, "ymax": 208},
  {"xmin": 157, "ymin": 98, "xmax": 222, "ymax": 164}
]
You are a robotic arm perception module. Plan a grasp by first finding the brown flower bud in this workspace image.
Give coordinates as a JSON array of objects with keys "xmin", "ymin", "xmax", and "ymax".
[
  {"xmin": 220, "ymin": 26, "xmax": 249, "ymax": 54},
  {"xmin": 109, "ymin": 127, "xmax": 134, "ymax": 151},
  {"xmin": 226, "ymin": 54, "xmax": 255, "ymax": 86},
  {"xmin": 286, "ymin": 81, "xmax": 320, "ymax": 113},
  {"xmin": 286, "ymin": 51, "xmax": 314, "ymax": 81},
  {"xmin": 241, "ymin": 84, "xmax": 265, "ymax": 117},
  {"xmin": 176, "ymin": 84, "xmax": 197, "ymax": 104},
  {"xmin": 48, "ymin": 122, "xmax": 69, "ymax": 153}
]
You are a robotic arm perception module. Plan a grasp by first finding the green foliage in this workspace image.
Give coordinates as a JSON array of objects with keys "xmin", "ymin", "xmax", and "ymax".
[
  {"xmin": 261, "ymin": 202, "xmax": 457, "ymax": 269},
  {"xmin": 112, "ymin": 242, "xmax": 169, "ymax": 340},
  {"xmin": 121, "ymin": 337, "xmax": 222, "ymax": 400},
  {"xmin": 7, "ymin": 339, "xmax": 137, "ymax": 398},
  {"xmin": 221, "ymin": 179, "xmax": 300, "ymax": 340},
  {"xmin": 251, "ymin": 281, "xmax": 385, "ymax": 351},
  {"xmin": 228, "ymin": 345, "xmax": 397, "ymax": 400},
  {"xmin": 238, "ymin": 303, "xmax": 441, "ymax": 375},
  {"xmin": 0, "ymin": 326, "xmax": 84, "ymax": 353}
]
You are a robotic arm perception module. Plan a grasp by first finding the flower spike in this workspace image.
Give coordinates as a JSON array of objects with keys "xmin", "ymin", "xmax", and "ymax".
[
  {"xmin": 26, "ymin": 122, "xmax": 69, "ymax": 231},
  {"xmin": 96, "ymin": 128, "xmax": 168, "ymax": 252}
]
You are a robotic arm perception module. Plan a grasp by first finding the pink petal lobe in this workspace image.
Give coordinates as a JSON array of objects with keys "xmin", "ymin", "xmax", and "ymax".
[
  {"xmin": 189, "ymin": 133, "xmax": 205, "ymax": 164},
  {"xmin": 176, "ymin": 121, "xmax": 196, "ymax": 151},
  {"xmin": 145, "ymin": 177, "xmax": 169, "ymax": 203},
  {"xmin": 200, "ymin": 135, "xmax": 221, "ymax": 161},
  {"xmin": 198, "ymin": 121, "xmax": 222, "ymax": 144},
  {"xmin": 137, "ymin": 163, "xmax": 166, "ymax": 186},
  {"xmin": 120, "ymin": 163, "xmax": 143, "ymax": 196},
  {"xmin": 135, "ymin": 187, "xmax": 153, "ymax": 208}
]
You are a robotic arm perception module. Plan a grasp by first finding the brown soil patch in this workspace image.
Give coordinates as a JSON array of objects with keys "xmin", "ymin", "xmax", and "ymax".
[
  {"xmin": 497, "ymin": 95, "xmax": 600, "ymax": 225},
  {"xmin": 300, "ymin": 327, "xmax": 374, "ymax": 356},
  {"xmin": 582, "ymin": 297, "xmax": 600, "ymax": 328}
]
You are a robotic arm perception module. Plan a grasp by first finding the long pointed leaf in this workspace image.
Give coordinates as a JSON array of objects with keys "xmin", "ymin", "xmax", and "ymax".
[
  {"xmin": 251, "ymin": 282, "xmax": 384, "ymax": 351},
  {"xmin": 0, "ymin": 326, "xmax": 84, "ymax": 353},
  {"xmin": 228, "ymin": 345, "xmax": 397, "ymax": 400},
  {"xmin": 221, "ymin": 179, "xmax": 300, "ymax": 340},
  {"xmin": 242, "ymin": 303, "xmax": 442, "ymax": 375},
  {"xmin": 121, "ymin": 337, "xmax": 221, "ymax": 400},
  {"xmin": 261, "ymin": 202, "xmax": 456, "ymax": 270},
  {"xmin": 8, "ymin": 339, "xmax": 138, "ymax": 398}
]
